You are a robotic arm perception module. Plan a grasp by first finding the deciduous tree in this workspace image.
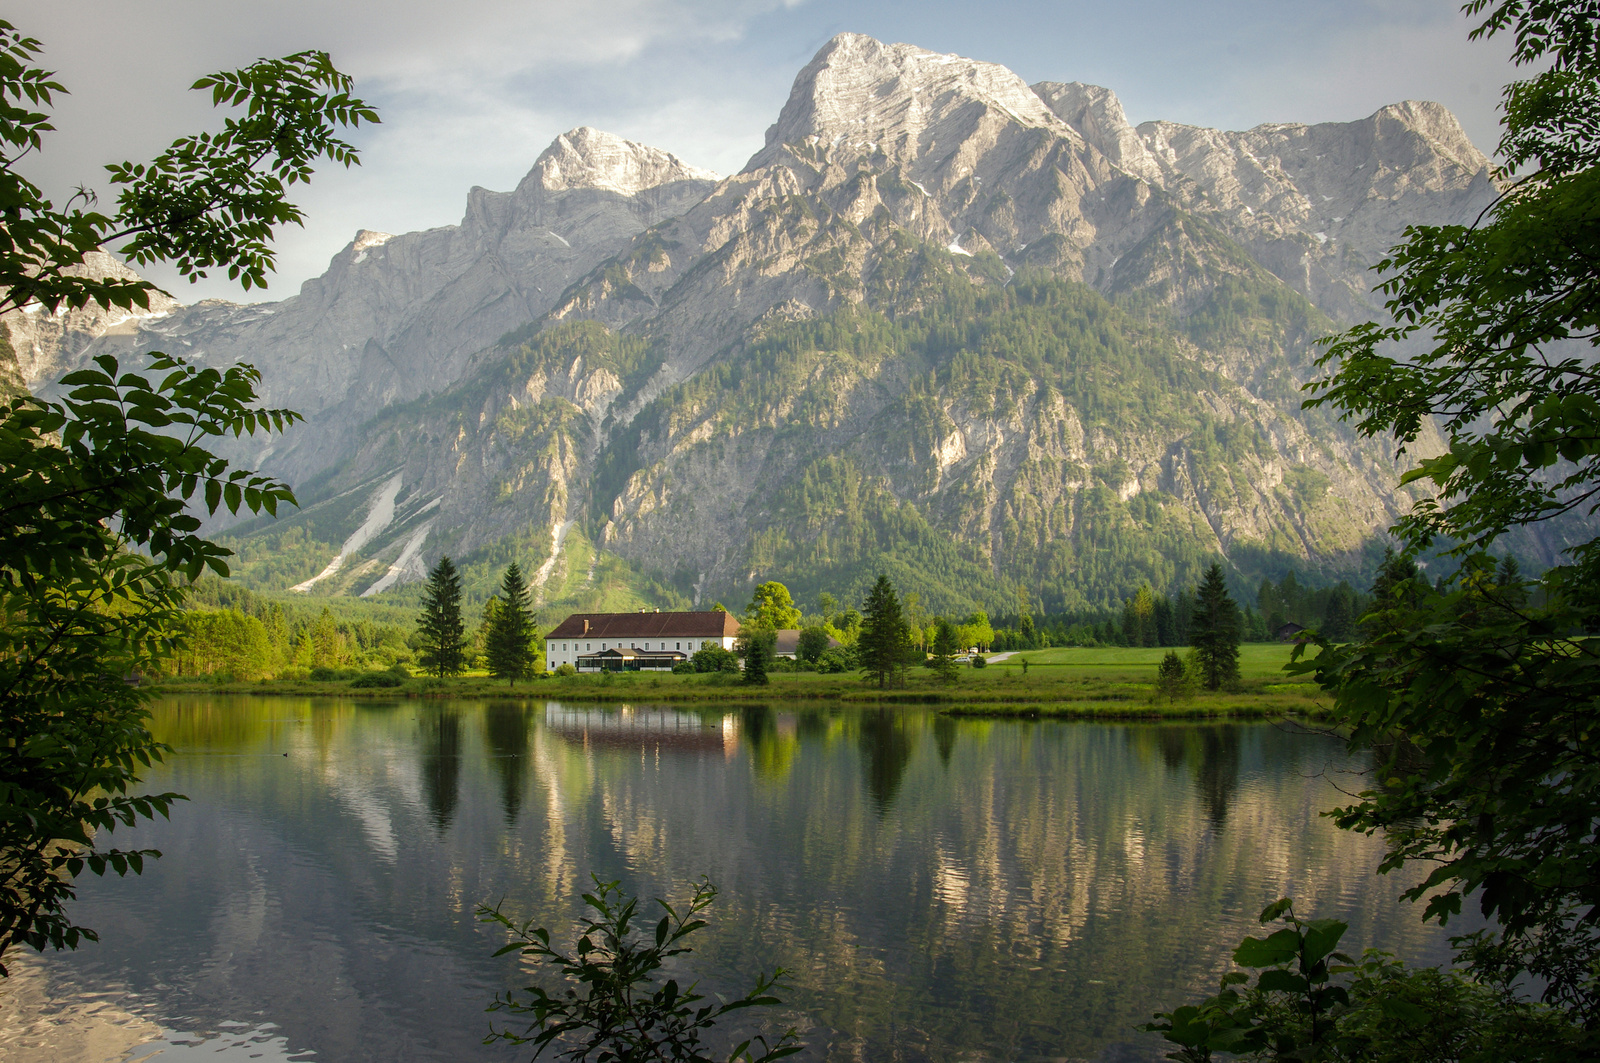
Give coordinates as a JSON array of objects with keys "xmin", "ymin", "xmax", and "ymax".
[
  {"xmin": 1293, "ymin": 0, "xmax": 1600, "ymax": 1035},
  {"xmin": 0, "ymin": 21, "xmax": 373, "ymax": 977}
]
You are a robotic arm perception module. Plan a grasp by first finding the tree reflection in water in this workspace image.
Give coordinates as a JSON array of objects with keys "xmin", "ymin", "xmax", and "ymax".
[
  {"xmin": 858, "ymin": 709, "xmax": 915, "ymax": 811},
  {"xmin": 483, "ymin": 702, "xmax": 533, "ymax": 824},
  {"xmin": 932, "ymin": 713, "xmax": 958, "ymax": 767},
  {"xmin": 418, "ymin": 707, "xmax": 462, "ymax": 831},
  {"xmin": 1153, "ymin": 725, "xmax": 1243, "ymax": 828}
]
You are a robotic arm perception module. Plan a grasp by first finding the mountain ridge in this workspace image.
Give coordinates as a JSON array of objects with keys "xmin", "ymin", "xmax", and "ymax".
[{"xmin": 8, "ymin": 33, "xmax": 1517, "ymax": 614}]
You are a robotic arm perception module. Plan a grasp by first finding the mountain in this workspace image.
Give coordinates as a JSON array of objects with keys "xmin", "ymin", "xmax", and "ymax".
[{"xmin": 16, "ymin": 34, "xmax": 1506, "ymax": 615}]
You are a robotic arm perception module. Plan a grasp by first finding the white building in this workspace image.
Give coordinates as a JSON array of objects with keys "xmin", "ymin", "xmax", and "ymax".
[{"xmin": 544, "ymin": 610, "xmax": 741, "ymax": 672}]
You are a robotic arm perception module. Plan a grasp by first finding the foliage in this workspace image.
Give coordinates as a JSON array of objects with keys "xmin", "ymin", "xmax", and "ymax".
[
  {"xmin": 1142, "ymin": 899, "xmax": 1576, "ymax": 1062},
  {"xmin": 1190, "ymin": 564, "xmax": 1242, "ymax": 691},
  {"xmin": 857, "ymin": 575, "xmax": 912, "ymax": 689},
  {"xmin": 929, "ymin": 619, "xmax": 960, "ymax": 684},
  {"xmin": 1279, "ymin": 1, "xmax": 1600, "ymax": 1038},
  {"xmin": 1153, "ymin": 651, "xmax": 1193, "ymax": 705},
  {"xmin": 487, "ymin": 562, "xmax": 537, "ymax": 685},
  {"xmin": 737, "ymin": 629, "xmax": 774, "ymax": 686},
  {"xmin": 743, "ymin": 582, "xmax": 800, "ymax": 630},
  {"xmin": 0, "ymin": 21, "xmax": 375, "ymax": 315},
  {"xmin": 795, "ymin": 626, "xmax": 831, "ymax": 664},
  {"xmin": 417, "ymin": 556, "xmax": 466, "ymax": 678},
  {"xmin": 0, "ymin": 353, "xmax": 300, "ymax": 973},
  {"xmin": 478, "ymin": 877, "xmax": 801, "ymax": 1063},
  {"xmin": 0, "ymin": 20, "xmax": 374, "ymax": 976},
  {"xmin": 690, "ymin": 645, "xmax": 740, "ymax": 674}
]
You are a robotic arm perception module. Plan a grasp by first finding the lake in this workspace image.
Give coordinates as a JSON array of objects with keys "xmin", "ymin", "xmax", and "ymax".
[{"xmin": 0, "ymin": 696, "xmax": 1461, "ymax": 1062}]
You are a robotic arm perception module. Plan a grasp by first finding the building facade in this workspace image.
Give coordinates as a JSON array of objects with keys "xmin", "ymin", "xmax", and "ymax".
[{"xmin": 544, "ymin": 610, "xmax": 741, "ymax": 672}]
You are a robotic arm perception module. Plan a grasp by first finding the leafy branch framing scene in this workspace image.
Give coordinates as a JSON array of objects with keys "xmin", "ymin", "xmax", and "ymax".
[{"xmin": 479, "ymin": 878, "xmax": 801, "ymax": 1063}]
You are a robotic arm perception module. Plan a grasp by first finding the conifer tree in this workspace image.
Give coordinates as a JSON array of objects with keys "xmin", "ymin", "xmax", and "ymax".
[
  {"xmin": 930, "ymin": 619, "xmax": 960, "ymax": 684},
  {"xmin": 486, "ymin": 562, "xmax": 535, "ymax": 685},
  {"xmin": 417, "ymin": 556, "xmax": 466, "ymax": 678},
  {"xmin": 737, "ymin": 628, "xmax": 774, "ymax": 685},
  {"xmin": 858, "ymin": 575, "xmax": 911, "ymax": 689},
  {"xmin": 1189, "ymin": 563, "xmax": 1241, "ymax": 690}
]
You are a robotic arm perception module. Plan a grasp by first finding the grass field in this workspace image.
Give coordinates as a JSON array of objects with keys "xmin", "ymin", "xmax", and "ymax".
[{"xmin": 155, "ymin": 643, "xmax": 1329, "ymax": 720}]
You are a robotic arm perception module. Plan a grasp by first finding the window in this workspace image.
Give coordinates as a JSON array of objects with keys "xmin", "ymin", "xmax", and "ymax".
[{"xmin": 676, "ymin": 642, "xmax": 681, "ymax": 650}]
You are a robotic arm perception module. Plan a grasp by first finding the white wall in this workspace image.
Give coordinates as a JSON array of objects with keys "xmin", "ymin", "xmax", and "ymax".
[{"xmin": 544, "ymin": 634, "xmax": 736, "ymax": 671}]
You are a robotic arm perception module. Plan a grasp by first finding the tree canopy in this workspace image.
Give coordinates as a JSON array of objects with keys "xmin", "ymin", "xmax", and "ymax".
[
  {"xmin": 485, "ymin": 562, "xmax": 536, "ymax": 685},
  {"xmin": 417, "ymin": 557, "xmax": 466, "ymax": 678},
  {"xmin": 1291, "ymin": 0, "xmax": 1600, "ymax": 1041},
  {"xmin": 0, "ymin": 20, "xmax": 374, "ymax": 976}
]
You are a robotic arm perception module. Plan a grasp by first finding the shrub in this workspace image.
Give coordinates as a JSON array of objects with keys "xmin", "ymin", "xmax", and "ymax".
[
  {"xmin": 691, "ymin": 645, "xmax": 740, "ymax": 673},
  {"xmin": 1141, "ymin": 899, "xmax": 1579, "ymax": 1061},
  {"xmin": 350, "ymin": 671, "xmax": 402, "ymax": 688},
  {"xmin": 479, "ymin": 877, "xmax": 800, "ymax": 1063},
  {"xmin": 555, "ymin": 662, "xmax": 577, "ymax": 677},
  {"xmin": 815, "ymin": 648, "xmax": 854, "ymax": 674},
  {"xmin": 309, "ymin": 666, "xmax": 340, "ymax": 682},
  {"xmin": 970, "ymin": 655, "xmax": 987, "ymax": 669}
]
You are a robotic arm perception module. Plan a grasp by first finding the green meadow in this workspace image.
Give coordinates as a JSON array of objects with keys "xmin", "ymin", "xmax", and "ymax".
[{"xmin": 157, "ymin": 643, "xmax": 1327, "ymax": 719}]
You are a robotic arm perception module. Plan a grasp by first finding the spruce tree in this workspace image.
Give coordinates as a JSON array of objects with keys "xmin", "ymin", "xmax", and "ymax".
[
  {"xmin": 858, "ymin": 575, "xmax": 911, "ymax": 689},
  {"xmin": 737, "ymin": 628, "xmax": 774, "ymax": 685},
  {"xmin": 1189, "ymin": 563, "xmax": 1241, "ymax": 691},
  {"xmin": 930, "ymin": 619, "xmax": 960, "ymax": 684},
  {"xmin": 486, "ymin": 562, "xmax": 535, "ymax": 685},
  {"xmin": 417, "ymin": 555, "xmax": 466, "ymax": 678}
]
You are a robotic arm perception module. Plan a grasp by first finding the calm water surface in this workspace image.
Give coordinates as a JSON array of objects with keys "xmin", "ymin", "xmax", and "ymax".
[{"xmin": 0, "ymin": 696, "xmax": 1461, "ymax": 1062}]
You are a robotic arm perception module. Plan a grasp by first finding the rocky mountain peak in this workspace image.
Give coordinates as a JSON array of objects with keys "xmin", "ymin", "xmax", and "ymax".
[
  {"xmin": 525, "ymin": 126, "xmax": 719, "ymax": 197},
  {"xmin": 1031, "ymin": 81, "xmax": 1161, "ymax": 183},
  {"xmin": 753, "ymin": 32, "xmax": 1065, "ymax": 169}
]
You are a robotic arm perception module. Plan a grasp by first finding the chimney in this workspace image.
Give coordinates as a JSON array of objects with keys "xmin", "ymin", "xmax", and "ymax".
[{"xmin": 582, "ymin": 619, "xmax": 590, "ymax": 635}]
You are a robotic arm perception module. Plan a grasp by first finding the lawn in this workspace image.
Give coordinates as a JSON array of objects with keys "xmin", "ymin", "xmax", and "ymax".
[
  {"xmin": 989, "ymin": 643, "xmax": 1301, "ymax": 678},
  {"xmin": 156, "ymin": 642, "xmax": 1328, "ymax": 720}
]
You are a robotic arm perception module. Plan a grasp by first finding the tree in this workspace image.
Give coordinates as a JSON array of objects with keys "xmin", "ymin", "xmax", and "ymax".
[
  {"xmin": 929, "ymin": 619, "xmax": 960, "ymax": 684},
  {"xmin": 744, "ymin": 581, "xmax": 801, "ymax": 630},
  {"xmin": 417, "ymin": 557, "xmax": 466, "ymax": 678},
  {"xmin": 737, "ymin": 628, "xmax": 775, "ymax": 686},
  {"xmin": 486, "ymin": 562, "xmax": 536, "ymax": 685},
  {"xmin": 1189, "ymin": 564, "xmax": 1241, "ymax": 691},
  {"xmin": 690, "ymin": 644, "xmax": 739, "ymax": 674},
  {"xmin": 1153, "ymin": 651, "xmax": 1191, "ymax": 704},
  {"xmin": 1290, "ymin": 1, "xmax": 1600, "ymax": 1036},
  {"xmin": 963, "ymin": 611, "xmax": 995, "ymax": 652},
  {"xmin": 0, "ymin": 22, "xmax": 373, "ymax": 977},
  {"xmin": 857, "ymin": 575, "xmax": 912, "ymax": 689},
  {"xmin": 796, "ymin": 625, "xmax": 831, "ymax": 664}
]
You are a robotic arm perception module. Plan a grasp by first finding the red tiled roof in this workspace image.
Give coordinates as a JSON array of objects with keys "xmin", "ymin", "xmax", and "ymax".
[{"xmin": 545, "ymin": 611, "xmax": 740, "ymax": 640}]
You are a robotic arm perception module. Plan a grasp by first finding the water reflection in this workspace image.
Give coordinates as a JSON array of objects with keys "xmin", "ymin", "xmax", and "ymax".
[
  {"xmin": 419, "ymin": 707, "xmax": 462, "ymax": 831},
  {"xmin": 0, "ymin": 698, "xmax": 1471, "ymax": 1063},
  {"xmin": 482, "ymin": 702, "xmax": 532, "ymax": 824},
  {"xmin": 857, "ymin": 708, "xmax": 914, "ymax": 811}
]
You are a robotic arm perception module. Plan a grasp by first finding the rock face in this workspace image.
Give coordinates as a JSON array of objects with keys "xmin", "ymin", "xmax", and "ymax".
[
  {"xmin": 30, "ymin": 128, "xmax": 718, "ymax": 479},
  {"xmin": 1, "ymin": 252, "xmax": 180, "ymax": 392},
  {"xmin": 41, "ymin": 34, "xmax": 1511, "ymax": 611}
]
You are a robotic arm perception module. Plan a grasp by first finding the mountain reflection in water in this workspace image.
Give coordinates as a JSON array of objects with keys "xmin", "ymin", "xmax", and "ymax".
[{"xmin": 0, "ymin": 697, "xmax": 1467, "ymax": 1063}]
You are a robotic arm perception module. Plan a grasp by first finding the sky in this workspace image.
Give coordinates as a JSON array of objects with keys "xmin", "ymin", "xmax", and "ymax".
[{"xmin": 15, "ymin": 0, "xmax": 1518, "ymax": 304}]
